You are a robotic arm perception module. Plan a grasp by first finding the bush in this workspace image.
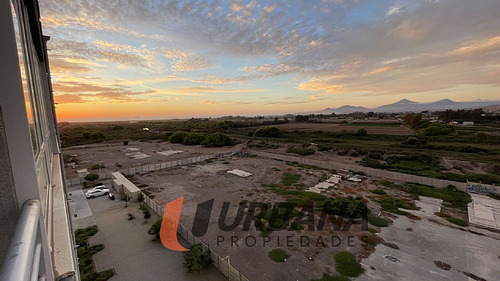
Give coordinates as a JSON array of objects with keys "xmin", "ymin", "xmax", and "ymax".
[
  {"xmin": 183, "ymin": 133, "xmax": 207, "ymax": 145},
  {"xmin": 148, "ymin": 218, "xmax": 162, "ymax": 239},
  {"xmin": 137, "ymin": 193, "xmax": 144, "ymax": 203},
  {"xmin": 367, "ymin": 216, "xmax": 389, "ymax": 227},
  {"xmin": 183, "ymin": 243, "xmax": 213, "ymax": 273},
  {"xmin": 85, "ymin": 173, "xmax": 99, "ymax": 181},
  {"xmin": 90, "ymin": 131, "xmax": 105, "ymax": 139},
  {"xmin": 287, "ymin": 147, "xmax": 315, "ymax": 156},
  {"xmin": 355, "ymin": 128, "xmax": 367, "ymax": 136},
  {"xmin": 445, "ymin": 217, "xmax": 468, "ymax": 227},
  {"xmin": 91, "ymin": 164, "xmax": 105, "ymax": 170},
  {"xmin": 142, "ymin": 207, "xmax": 151, "ymax": 222},
  {"xmin": 123, "ymin": 140, "xmax": 129, "ymax": 145},
  {"xmin": 417, "ymin": 123, "xmax": 455, "ymax": 136},
  {"xmin": 202, "ymin": 132, "xmax": 233, "ymax": 147},
  {"xmin": 371, "ymin": 189, "xmax": 386, "ymax": 195},
  {"xmin": 169, "ymin": 131, "xmax": 188, "ymax": 143},
  {"xmin": 268, "ymin": 248, "xmax": 290, "ymax": 262},
  {"xmin": 82, "ymin": 131, "xmax": 91, "ymax": 140},
  {"xmin": 254, "ymin": 127, "xmax": 283, "ymax": 138},
  {"xmin": 334, "ymin": 251, "xmax": 364, "ymax": 277}
]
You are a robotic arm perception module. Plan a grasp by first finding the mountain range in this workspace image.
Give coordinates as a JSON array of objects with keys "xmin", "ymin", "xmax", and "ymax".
[{"xmin": 302, "ymin": 99, "xmax": 500, "ymax": 115}]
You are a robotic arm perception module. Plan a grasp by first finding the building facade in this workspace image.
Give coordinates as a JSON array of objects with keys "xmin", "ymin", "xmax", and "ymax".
[{"xmin": 0, "ymin": 0, "xmax": 78, "ymax": 280}]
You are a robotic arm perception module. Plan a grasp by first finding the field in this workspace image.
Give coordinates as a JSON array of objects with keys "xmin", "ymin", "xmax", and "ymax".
[
  {"xmin": 60, "ymin": 114, "xmax": 500, "ymax": 281},
  {"xmin": 258, "ymin": 123, "xmax": 414, "ymax": 135}
]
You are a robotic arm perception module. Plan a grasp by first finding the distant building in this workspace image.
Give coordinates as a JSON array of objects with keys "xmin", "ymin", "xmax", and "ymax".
[
  {"xmin": 1, "ymin": 0, "xmax": 78, "ymax": 280},
  {"xmin": 463, "ymin": 121, "xmax": 474, "ymax": 126}
]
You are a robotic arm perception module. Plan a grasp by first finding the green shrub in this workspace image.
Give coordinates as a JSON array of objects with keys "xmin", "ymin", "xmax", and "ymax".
[
  {"xmin": 367, "ymin": 216, "xmax": 389, "ymax": 227},
  {"xmin": 148, "ymin": 218, "xmax": 162, "ymax": 239},
  {"xmin": 268, "ymin": 249, "xmax": 290, "ymax": 262},
  {"xmin": 254, "ymin": 127, "xmax": 283, "ymax": 138},
  {"xmin": 287, "ymin": 147, "xmax": 315, "ymax": 156},
  {"xmin": 202, "ymin": 132, "xmax": 233, "ymax": 147},
  {"xmin": 445, "ymin": 217, "xmax": 468, "ymax": 227},
  {"xmin": 183, "ymin": 243, "xmax": 213, "ymax": 273},
  {"xmin": 371, "ymin": 189, "xmax": 386, "ymax": 195},
  {"xmin": 355, "ymin": 128, "xmax": 367, "ymax": 136},
  {"xmin": 334, "ymin": 251, "xmax": 364, "ymax": 277},
  {"xmin": 91, "ymin": 164, "xmax": 105, "ymax": 170},
  {"xmin": 169, "ymin": 131, "xmax": 188, "ymax": 143},
  {"xmin": 85, "ymin": 173, "xmax": 99, "ymax": 181},
  {"xmin": 183, "ymin": 132, "xmax": 207, "ymax": 145},
  {"xmin": 90, "ymin": 131, "xmax": 105, "ymax": 139}
]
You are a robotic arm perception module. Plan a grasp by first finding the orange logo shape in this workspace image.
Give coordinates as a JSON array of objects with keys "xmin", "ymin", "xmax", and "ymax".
[{"xmin": 159, "ymin": 197, "xmax": 188, "ymax": 251}]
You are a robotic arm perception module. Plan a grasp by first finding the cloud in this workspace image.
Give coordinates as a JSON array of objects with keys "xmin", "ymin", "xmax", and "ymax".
[
  {"xmin": 163, "ymin": 49, "xmax": 213, "ymax": 71},
  {"xmin": 53, "ymin": 81, "xmax": 154, "ymax": 103}
]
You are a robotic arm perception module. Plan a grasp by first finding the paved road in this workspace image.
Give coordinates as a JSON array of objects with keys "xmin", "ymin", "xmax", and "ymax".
[{"xmin": 87, "ymin": 195, "xmax": 224, "ymax": 281}]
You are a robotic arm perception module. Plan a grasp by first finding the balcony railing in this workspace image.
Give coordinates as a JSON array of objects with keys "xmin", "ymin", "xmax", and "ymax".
[{"xmin": 0, "ymin": 199, "xmax": 53, "ymax": 281}]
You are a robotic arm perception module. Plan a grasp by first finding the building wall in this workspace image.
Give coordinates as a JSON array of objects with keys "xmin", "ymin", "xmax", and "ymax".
[{"xmin": 0, "ymin": 110, "xmax": 19, "ymax": 266}]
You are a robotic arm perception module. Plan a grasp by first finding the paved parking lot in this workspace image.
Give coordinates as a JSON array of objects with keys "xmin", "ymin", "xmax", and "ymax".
[{"xmin": 81, "ymin": 189, "xmax": 224, "ymax": 281}]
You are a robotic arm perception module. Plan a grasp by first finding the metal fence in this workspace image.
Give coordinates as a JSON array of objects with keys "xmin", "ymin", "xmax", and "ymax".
[
  {"xmin": 142, "ymin": 193, "xmax": 249, "ymax": 281},
  {"xmin": 66, "ymin": 150, "xmax": 243, "ymax": 186}
]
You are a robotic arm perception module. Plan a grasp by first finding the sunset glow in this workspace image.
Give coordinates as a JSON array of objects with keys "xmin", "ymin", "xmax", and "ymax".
[{"xmin": 39, "ymin": 0, "xmax": 500, "ymax": 121}]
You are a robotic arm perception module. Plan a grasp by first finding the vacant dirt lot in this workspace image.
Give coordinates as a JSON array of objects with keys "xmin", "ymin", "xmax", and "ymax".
[
  {"xmin": 63, "ymin": 141, "xmax": 244, "ymax": 177},
  {"xmin": 130, "ymin": 156, "xmax": 388, "ymax": 281},
  {"xmin": 267, "ymin": 123, "xmax": 414, "ymax": 135}
]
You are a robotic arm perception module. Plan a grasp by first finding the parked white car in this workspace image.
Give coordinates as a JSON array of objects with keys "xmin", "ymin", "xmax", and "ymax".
[{"xmin": 86, "ymin": 186, "xmax": 110, "ymax": 198}]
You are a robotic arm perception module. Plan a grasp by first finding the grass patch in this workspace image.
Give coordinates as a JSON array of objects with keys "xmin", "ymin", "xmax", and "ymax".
[
  {"xmin": 75, "ymin": 226, "xmax": 114, "ymax": 281},
  {"xmin": 282, "ymin": 173, "xmax": 301, "ymax": 186},
  {"xmin": 378, "ymin": 181, "xmax": 471, "ymax": 211},
  {"xmin": 334, "ymin": 251, "xmax": 365, "ymax": 277},
  {"xmin": 268, "ymin": 248, "xmax": 290, "ymax": 262},
  {"xmin": 446, "ymin": 217, "xmax": 468, "ymax": 227},
  {"xmin": 367, "ymin": 216, "xmax": 389, "ymax": 227},
  {"xmin": 287, "ymin": 147, "xmax": 316, "ymax": 156},
  {"xmin": 377, "ymin": 197, "xmax": 416, "ymax": 216},
  {"xmin": 371, "ymin": 189, "xmax": 386, "ymax": 195}
]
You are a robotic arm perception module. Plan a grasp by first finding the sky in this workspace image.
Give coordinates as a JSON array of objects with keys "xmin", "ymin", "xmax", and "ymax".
[{"xmin": 38, "ymin": 0, "xmax": 500, "ymax": 121}]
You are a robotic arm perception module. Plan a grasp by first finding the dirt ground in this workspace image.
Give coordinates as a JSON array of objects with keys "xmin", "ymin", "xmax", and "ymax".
[
  {"xmin": 130, "ymin": 155, "xmax": 394, "ymax": 281},
  {"xmin": 266, "ymin": 123, "xmax": 414, "ymax": 135},
  {"xmin": 62, "ymin": 141, "xmax": 245, "ymax": 177}
]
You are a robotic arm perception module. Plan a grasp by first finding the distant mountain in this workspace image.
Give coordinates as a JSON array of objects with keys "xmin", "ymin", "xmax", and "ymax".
[{"xmin": 299, "ymin": 99, "xmax": 500, "ymax": 115}]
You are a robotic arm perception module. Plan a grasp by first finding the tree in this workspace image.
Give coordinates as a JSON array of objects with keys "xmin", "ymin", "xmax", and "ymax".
[
  {"xmin": 294, "ymin": 115, "xmax": 309, "ymax": 122},
  {"xmin": 183, "ymin": 133, "xmax": 207, "ymax": 145},
  {"xmin": 183, "ymin": 243, "xmax": 213, "ymax": 273},
  {"xmin": 137, "ymin": 193, "xmax": 145, "ymax": 203},
  {"xmin": 254, "ymin": 127, "xmax": 283, "ymax": 138},
  {"xmin": 404, "ymin": 113, "xmax": 422, "ymax": 129},
  {"xmin": 82, "ymin": 131, "xmax": 91, "ymax": 140},
  {"xmin": 355, "ymin": 128, "xmax": 367, "ymax": 136},
  {"xmin": 90, "ymin": 131, "xmax": 105, "ymax": 139},
  {"xmin": 142, "ymin": 207, "xmax": 151, "ymax": 222},
  {"xmin": 84, "ymin": 173, "xmax": 99, "ymax": 181},
  {"xmin": 169, "ymin": 131, "xmax": 188, "ymax": 143}
]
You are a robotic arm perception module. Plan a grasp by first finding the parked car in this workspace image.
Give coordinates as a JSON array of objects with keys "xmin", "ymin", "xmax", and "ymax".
[{"xmin": 86, "ymin": 187, "xmax": 110, "ymax": 198}]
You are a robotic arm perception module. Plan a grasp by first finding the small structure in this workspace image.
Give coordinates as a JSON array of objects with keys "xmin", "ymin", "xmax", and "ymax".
[
  {"xmin": 227, "ymin": 169, "xmax": 252, "ymax": 178},
  {"xmin": 112, "ymin": 172, "xmax": 141, "ymax": 201},
  {"xmin": 125, "ymin": 152, "xmax": 151, "ymax": 159},
  {"xmin": 462, "ymin": 121, "xmax": 474, "ymax": 126},
  {"xmin": 76, "ymin": 169, "xmax": 89, "ymax": 177},
  {"xmin": 156, "ymin": 150, "xmax": 183, "ymax": 157}
]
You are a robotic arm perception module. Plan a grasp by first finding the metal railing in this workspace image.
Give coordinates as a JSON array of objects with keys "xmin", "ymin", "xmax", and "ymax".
[{"xmin": 0, "ymin": 199, "xmax": 52, "ymax": 281}]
